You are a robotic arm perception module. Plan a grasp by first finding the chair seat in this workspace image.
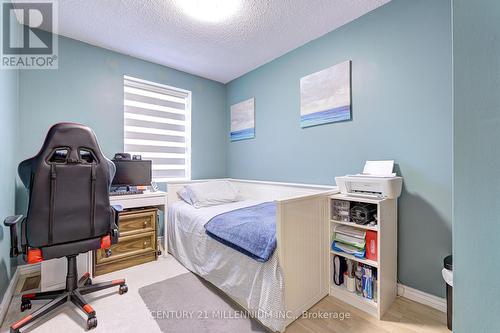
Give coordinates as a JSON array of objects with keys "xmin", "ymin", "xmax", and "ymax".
[{"xmin": 40, "ymin": 237, "xmax": 102, "ymax": 260}]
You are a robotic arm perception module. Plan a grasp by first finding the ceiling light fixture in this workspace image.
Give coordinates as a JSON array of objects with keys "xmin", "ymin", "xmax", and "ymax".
[{"xmin": 174, "ymin": 0, "xmax": 241, "ymax": 23}]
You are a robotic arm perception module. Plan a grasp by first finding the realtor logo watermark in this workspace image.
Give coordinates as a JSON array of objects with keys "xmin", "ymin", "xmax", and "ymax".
[{"xmin": 1, "ymin": 0, "xmax": 58, "ymax": 69}]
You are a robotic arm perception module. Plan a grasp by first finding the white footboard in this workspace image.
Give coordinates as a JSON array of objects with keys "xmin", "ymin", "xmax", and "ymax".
[{"xmin": 276, "ymin": 193, "xmax": 331, "ymax": 326}]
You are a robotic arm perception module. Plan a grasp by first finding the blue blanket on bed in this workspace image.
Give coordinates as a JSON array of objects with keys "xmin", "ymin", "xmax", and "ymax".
[{"xmin": 204, "ymin": 202, "xmax": 277, "ymax": 262}]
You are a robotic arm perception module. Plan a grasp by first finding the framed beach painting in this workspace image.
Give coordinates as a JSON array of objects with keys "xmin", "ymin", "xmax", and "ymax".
[
  {"xmin": 230, "ymin": 97, "xmax": 255, "ymax": 141},
  {"xmin": 300, "ymin": 60, "xmax": 351, "ymax": 128}
]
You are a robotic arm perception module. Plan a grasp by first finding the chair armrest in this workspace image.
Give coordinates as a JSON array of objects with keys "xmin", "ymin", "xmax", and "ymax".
[
  {"xmin": 110, "ymin": 205, "xmax": 123, "ymax": 244},
  {"xmin": 4, "ymin": 215, "xmax": 23, "ymax": 226},
  {"xmin": 111, "ymin": 204, "xmax": 123, "ymax": 226},
  {"xmin": 3, "ymin": 215, "xmax": 23, "ymax": 258},
  {"xmin": 111, "ymin": 204, "xmax": 123, "ymax": 214}
]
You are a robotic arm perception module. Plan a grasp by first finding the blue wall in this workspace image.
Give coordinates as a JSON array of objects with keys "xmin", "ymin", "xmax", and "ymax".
[
  {"xmin": 0, "ymin": 66, "xmax": 18, "ymax": 299},
  {"xmin": 16, "ymin": 35, "xmax": 227, "ymax": 221},
  {"xmin": 226, "ymin": 0, "xmax": 452, "ymax": 297},
  {"xmin": 453, "ymin": 0, "xmax": 500, "ymax": 331}
]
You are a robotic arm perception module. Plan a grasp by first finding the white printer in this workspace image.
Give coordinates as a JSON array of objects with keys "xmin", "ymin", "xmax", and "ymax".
[
  {"xmin": 335, "ymin": 175, "xmax": 402, "ymax": 199},
  {"xmin": 335, "ymin": 161, "xmax": 403, "ymax": 199}
]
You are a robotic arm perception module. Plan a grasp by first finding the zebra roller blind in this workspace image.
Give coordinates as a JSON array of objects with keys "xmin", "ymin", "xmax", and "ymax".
[{"xmin": 123, "ymin": 76, "xmax": 191, "ymax": 182}]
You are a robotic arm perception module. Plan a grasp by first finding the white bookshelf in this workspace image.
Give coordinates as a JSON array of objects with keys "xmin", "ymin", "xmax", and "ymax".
[{"xmin": 329, "ymin": 193, "xmax": 397, "ymax": 319}]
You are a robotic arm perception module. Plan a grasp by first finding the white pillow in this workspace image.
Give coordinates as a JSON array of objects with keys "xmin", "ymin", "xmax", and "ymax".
[
  {"xmin": 176, "ymin": 187, "xmax": 193, "ymax": 204},
  {"xmin": 185, "ymin": 181, "xmax": 240, "ymax": 208}
]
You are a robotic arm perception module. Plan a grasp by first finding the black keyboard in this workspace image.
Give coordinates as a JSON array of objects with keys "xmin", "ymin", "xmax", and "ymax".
[{"xmin": 109, "ymin": 190, "xmax": 144, "ymax": 196}]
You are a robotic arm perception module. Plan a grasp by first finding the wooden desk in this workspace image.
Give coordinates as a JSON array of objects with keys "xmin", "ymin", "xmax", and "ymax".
[{"xmin": 41, "ymin": 191, "xmax": 168, "ymax": 291}]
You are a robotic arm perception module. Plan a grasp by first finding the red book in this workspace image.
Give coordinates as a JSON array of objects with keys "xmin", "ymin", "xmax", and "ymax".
[{"xmin": 365, "ymin": 231, "xmax": 378, "ymax": 261}]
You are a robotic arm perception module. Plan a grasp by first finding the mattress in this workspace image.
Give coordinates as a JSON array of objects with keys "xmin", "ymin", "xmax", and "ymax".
[{"xmin": 167, "ymin": 200, "xmax": 286, "ymax": 332}]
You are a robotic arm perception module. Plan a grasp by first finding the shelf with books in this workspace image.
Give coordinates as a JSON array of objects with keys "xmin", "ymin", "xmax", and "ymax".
[
  {"xmin": 330, "ymin": 283, "xmax": 378, "ymax": 307},
  {"xmin": 330, "ymin": 249, "xmax": 378, "ymax": 268},
  {"xmin": 330, "ymin": 283, "xmax": 378, "ymax": 317},
  {"xmin": 329, "ymin": 195, "xmax": 397, "ymax": 320}
]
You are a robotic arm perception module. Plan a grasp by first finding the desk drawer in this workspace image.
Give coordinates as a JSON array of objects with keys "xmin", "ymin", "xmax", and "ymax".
[
  {"xmin": 93, "ymin": 207, "xmax": 159, "ymax": 276},
  {"xmin": 118, "ymin": 208, "xmax": 157, "ymax": 236},
  {"xmin": 95, "ymin": 232, "xmax": 156, "ymax": 265},
  {"xmin": 94, "ymin": 251, "xmax": 157, "ymax": 276}
]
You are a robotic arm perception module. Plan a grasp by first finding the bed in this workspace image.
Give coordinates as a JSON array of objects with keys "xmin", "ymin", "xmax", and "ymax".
[{"xmin": 167, "ymin": 179, "xmax": 336, "ymax": 332}]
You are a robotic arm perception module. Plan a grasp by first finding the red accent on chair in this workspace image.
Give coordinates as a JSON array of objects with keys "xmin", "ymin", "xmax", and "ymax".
[
  {"xmin": 112, "ymin": 279, "xmax": 125, "ymax": 285},
  {"xmin": 11, "ymin": 315, "xmax": 33, "ymax": 330},
  {"xmin": 100, "ymin": 235, "xmax": 111, "ymax": 249},
  {"xmin": 27, "ymin": 248, "xmax": 43, "ymax": 264},
  {"xmin": 21, "ymin": 293, "xmax": 36, "ymax": 300},
  {"xmin": 83, "ymin": 304, "xmax": 95, "ymax": 314}
]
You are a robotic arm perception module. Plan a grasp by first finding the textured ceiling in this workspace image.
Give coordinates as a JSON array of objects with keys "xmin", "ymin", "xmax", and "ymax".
[{"xmin": 53, "ymin": 0, "xmax": 390, "ymax": 83}]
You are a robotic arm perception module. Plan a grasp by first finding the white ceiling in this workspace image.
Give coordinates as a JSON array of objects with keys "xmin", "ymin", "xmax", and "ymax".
[{"xmin": 53, "ymin": 0, "xmax": 390, "ymax": 83}]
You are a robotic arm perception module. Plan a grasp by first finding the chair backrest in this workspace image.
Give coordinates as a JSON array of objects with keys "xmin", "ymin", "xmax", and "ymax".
[{"xmin": 19, "ymin": 123, "xmax": 116, "ymax": 248}]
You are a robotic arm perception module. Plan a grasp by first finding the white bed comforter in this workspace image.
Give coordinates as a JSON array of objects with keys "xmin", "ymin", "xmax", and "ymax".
[{"xmin": 167, "ymin": 200, "xmax": 286, "ymax": 332}]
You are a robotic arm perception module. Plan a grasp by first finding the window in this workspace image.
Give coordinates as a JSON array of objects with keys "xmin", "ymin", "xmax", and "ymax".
[{"xmin": 123, "ymin": 76, "xmax": 191, "ymax": 182}]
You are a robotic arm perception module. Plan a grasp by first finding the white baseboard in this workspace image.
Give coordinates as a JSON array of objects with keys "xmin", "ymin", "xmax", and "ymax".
[{"xmin": 397, "ymin": 283, "xmax": 447, "ymax": 313}]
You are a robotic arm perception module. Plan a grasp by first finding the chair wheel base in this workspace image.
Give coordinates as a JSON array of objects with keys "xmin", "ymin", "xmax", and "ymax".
[
  {"xmin": 20, "ymin": 300, "xmax": 31, "ymax": 312},
  {"xmin": 86, "ymin": 317, "xmax": 97, "ymax": 330},
  {"xmin": 119, "ymin": 284, "xmax": 128, "ymax": 295},
  {"xmin": 8, "ymin": 256, "xmax": 126, "ymax": 333}
]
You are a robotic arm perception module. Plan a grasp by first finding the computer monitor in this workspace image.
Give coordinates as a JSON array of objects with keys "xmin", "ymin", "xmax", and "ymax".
[{"xmin": 111, "ymin": 160, "xmax": 152, "ymax": 187}]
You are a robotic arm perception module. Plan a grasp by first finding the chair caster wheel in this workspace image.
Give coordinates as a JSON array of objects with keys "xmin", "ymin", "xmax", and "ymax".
[
  {"xmin": 87, "ymin": 317, "xmax": 97, "ymax": 330},
  {"xmin": 20, "ymin": 300, "xmax": 32, "ymax": 312},
  {"xmin": 119, "ymin": 284, "xmax": 128, "ymax": 295},
  {"xmin": 84, "ymin": 278, "xmax": 92, "ymax": 286}
]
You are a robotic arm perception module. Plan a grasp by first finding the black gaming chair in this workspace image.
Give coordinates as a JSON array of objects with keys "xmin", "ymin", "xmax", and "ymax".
[{"xmin": 4, "ymin": 123, "xmax": 128, "ymax": 333}]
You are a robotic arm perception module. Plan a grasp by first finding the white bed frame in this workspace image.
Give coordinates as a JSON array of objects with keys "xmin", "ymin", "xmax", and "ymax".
[{"xmin": 167, "ymin": 178, "xmax": 337, "ymax": 329}]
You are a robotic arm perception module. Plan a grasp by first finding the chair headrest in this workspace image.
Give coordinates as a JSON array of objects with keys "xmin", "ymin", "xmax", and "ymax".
[
  {"xmin": 40, "ymin": 123, "xmax": 104, "ymax": 161},
  {"xmin": 18, "ymin": 122, "xmax": 111, "ymax": 188}
]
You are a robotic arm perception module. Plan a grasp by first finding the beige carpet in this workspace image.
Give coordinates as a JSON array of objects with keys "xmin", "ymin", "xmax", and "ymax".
[{"xmin": 1, "ymin": 256, "xmax": 189, "ymax": 333}]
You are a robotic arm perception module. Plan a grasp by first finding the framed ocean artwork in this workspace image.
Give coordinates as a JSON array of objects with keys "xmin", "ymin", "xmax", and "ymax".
[
  {"xmin": 300, "ymin": 60, "xmax": 352, "ymax": 128},
  {"xmin": 230, "ymin": 97, "xmax": 255, "ymax": 141}
]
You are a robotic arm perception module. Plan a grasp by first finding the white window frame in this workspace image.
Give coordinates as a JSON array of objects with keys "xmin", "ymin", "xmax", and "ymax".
[{"xmin": 123, "ymin": 75, "xmax": 192, "ymax": 182}]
